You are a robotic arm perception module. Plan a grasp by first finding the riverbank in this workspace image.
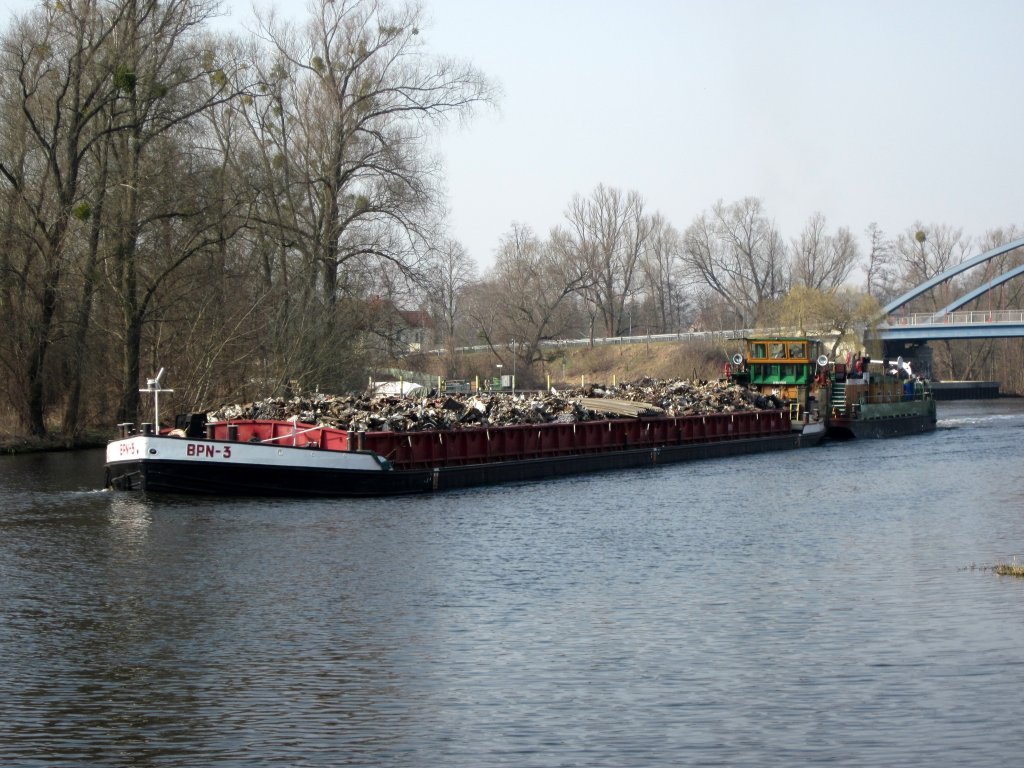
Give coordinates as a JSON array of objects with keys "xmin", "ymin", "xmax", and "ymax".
[
  {"xmin": 409, "ymin": 338, "xmax": 730, "ymax": 389},
  {"xmin": 0, "ymin": 432, "xmax": 107, "ymax": 455}
]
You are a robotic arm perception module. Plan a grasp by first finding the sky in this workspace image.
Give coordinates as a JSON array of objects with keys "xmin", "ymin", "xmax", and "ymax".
[
  {"xmin": 420, "ymin": 0, "xmax": 1024, "ymax": 269},
  {"xmin": 5, "ymin": 0, "xmax": 1023, "ymax": 272}
]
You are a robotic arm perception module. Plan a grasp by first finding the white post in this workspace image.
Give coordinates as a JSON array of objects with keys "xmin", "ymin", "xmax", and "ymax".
[{"xmin": 139, "ymin": 368, "xmax": 173, "ymax": 430}]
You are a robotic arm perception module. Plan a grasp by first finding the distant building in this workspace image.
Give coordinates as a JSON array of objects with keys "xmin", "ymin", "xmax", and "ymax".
[
  {"xmin": 364, "ymin": 298, "xmax": 436, "ymax": 356},
  {"xmin": 395, "ymin": 309, "xmax": 435, "ymax": 353}
]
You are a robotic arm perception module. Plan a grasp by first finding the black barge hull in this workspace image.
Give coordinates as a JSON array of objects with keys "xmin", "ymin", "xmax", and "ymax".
[
  {"xmin": 106, "ymin": 432, "xmax": 802, "ymax": 497},
  {"xmin": 826, "ymin": 410, "xmax": 937, "ymax": 440}
]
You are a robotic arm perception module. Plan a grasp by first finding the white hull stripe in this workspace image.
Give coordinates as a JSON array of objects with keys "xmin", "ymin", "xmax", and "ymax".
[{"xmin": 106, "ymin": 436, "xmax": 385, "ymax": 472}]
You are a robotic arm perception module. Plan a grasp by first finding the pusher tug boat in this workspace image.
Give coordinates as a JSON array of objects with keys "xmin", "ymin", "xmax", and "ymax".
[
  {"xmin": 105, "ymin": 371, "xmax": 809, "ymax": 497},
  {"xmin": 729, "ymin": 337, "xmax": 936, "ymax": 441},
  {"xmin": 728, "ymin": 337, "xmax": 829, "ymax": 445}
]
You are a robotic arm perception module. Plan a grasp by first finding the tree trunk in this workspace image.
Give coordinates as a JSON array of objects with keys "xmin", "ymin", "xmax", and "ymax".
[
  {"xmin": 63, "ymin": 163, "xmax": 108, "ymax": 435},
  {"xmin": 119, "ymin": 312, "xmax": 144, "ymax": 425},
  {"xmin": 26, "ymin": 273, "xmax": 60, "ymax": 437}
]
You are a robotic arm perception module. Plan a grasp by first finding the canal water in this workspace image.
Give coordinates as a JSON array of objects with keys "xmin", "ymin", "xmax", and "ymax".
[{"xmin": 2, "ymin": 400, "xmax": 1023, "ymax": 766}]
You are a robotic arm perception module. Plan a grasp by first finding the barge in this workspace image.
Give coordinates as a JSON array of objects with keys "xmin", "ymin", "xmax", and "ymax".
[
  {"xmin": 105, "ymin": 408, "xmax": 803, "ymax": 497},
  {"xmin": 106, "ymin": 334, "xmax": 938, "ymax": 497}
]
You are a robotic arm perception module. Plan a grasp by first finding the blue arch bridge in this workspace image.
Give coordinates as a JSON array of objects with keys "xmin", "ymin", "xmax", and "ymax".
[{"xmin": 872, "ymin": 235, "xmax": 1024, "ymax": 377}]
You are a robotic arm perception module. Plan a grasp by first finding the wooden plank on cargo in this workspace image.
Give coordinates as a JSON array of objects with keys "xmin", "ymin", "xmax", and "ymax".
[{"xmin": 578, "ymin": 397, "xmax": 665, "ymax": 417}]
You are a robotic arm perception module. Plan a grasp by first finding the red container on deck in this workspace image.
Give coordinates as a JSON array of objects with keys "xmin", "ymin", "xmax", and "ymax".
[{"xmin": 206, "ymin": 410, "xmax": 790, "ymax": 471}]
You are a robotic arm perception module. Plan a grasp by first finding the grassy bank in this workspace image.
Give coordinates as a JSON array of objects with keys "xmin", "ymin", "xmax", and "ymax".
[{"xmin": 408, "ymin": 338, "xmax": 735, "ymax": 390}]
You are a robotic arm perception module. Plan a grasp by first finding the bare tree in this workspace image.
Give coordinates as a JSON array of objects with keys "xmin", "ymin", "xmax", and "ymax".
[
  {"xmin": 465, "ymin": 223, "xmax": 590, "ymax": 382},
  {"xmin": 424, "ymin": 238, "xmax": 476, "ymax": 372},
  {"xmin": 682, "ymin": 197, "xmax": 787, "ymax": 327},
  {"xmin": 863, "ymin": 222, "xmax": 896, "ymax": 302},
  {"xmin": 0, "ymin": 3, "xmax": 122, "ymax": 434},
  {"xmin": 249, "ymin": 0, "xmax": 494, "ymax": 317},
  {"xmin": 230, "ymin": 0, "xmax": 494, "ymax": 391},
  {"xmin": 790, "ymin": 212, "xmax": 859, "ymax": 291},
  {"xmin": 557, "ymin": 184, "xmax": 652, "ymax": 337},
  {"xmin": 103, "ymin": 0, "xmax": 251, "ymax": 423},
  {"xmin": 638, "ymin": 213, "xmax": 688, "ymax": 333},
  {"xmin": 892, "ymin": 222, "xmax": 971, "ymax": 310},
  {"xmin": 0, "ymin": 1, "xmax": 259, "ymax": 431}
]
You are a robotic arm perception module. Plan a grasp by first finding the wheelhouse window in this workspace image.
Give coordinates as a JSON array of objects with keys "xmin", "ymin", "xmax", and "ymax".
[
  {"xmin": 751, "ymin": 343, "xmax": 767, "ymax": 359},
  {"xmin": 769, "ymin": 342, "xmax": 786, "ymax": 359},
  {"xmin": 788, "ymin": 342, "xmax": 806, "ymax": 359}
]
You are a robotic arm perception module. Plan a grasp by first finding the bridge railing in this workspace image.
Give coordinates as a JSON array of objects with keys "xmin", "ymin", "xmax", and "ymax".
[
  {"xmin": 445, "ymin": 329, "xmax": 759, "ymax": 355},
  {"xmin": 885, "ymin": 310, "xmax": 1024, "ymax": 327},
  {"xmin": 537, "ymin": 329, "xmax": 744, "ymax": 348}
]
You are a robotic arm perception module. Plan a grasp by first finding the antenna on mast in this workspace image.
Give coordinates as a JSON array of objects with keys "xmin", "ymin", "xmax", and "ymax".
[{"xmin": 140, "ymin": 368, "xmax": 174, "ymax": 431}]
